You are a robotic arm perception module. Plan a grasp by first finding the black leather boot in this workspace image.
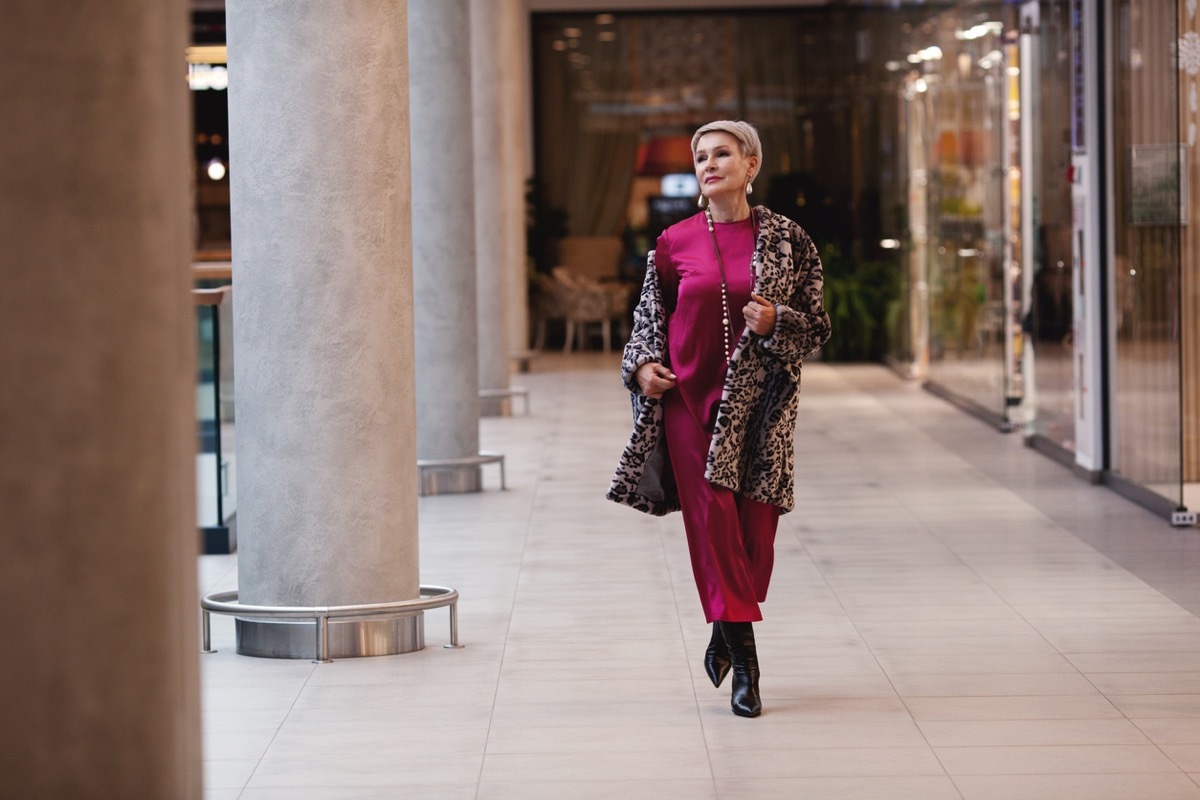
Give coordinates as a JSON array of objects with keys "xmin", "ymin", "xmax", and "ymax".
[
  {"xmin": 704, "ymin": 622, "xmax": 731, "ymax": 688},
  {"xmin": 720, "ymin": 621, "xmax": 761, "ymax": 718}
]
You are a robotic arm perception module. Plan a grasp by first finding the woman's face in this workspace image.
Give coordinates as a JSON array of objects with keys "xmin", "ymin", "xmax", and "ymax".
[{"xmin": 694, "ymin": 131, "xmax": 758, "ymax": 204}]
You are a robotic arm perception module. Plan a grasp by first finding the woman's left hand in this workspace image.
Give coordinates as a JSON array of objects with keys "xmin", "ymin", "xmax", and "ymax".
[{"xmin": 744, "ymin": 294, "xmax": 776, "ymax": 336}]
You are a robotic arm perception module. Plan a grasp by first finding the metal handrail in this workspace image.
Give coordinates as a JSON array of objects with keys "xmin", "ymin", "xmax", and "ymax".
[{"xmin": 201, "ymin": 584, "xmax": 462, "ymax": 662}]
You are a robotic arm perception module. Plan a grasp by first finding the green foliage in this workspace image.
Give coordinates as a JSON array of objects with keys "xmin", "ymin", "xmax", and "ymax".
[
  {"xmin": 526, "ymin": 179, "xmax": 568, "ymax": 275},
  {"xmin": 820, "ymin": 244, "xmax": 902, "ymax": 362}
]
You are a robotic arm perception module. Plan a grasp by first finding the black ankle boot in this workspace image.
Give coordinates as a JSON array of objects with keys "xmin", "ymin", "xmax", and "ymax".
[
  {"xmin": 704, "ymin": 622, "xmax": 731, "ymax": 688},
  {"xmin": 720, "ymin": 621, "xmax": 761, "ymax": 718}
]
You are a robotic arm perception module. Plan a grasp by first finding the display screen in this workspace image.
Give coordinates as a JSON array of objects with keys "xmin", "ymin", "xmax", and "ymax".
[{"xmin": 661, "ymin": 173, "xmax": 700, "ymax": 198}]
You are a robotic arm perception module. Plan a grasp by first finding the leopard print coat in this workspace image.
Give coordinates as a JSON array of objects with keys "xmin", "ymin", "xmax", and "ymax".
[{"xmin": 606, "ymin": 206, "xmax": 831, "ymax": 516}]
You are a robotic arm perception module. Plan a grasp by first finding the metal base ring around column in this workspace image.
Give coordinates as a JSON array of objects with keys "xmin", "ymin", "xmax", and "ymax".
[
  {"xmin": 200, "ymin": 585, "xmax": 462, "ymax": 662},
  {"xmin": 236, "ymin": 615, "xmax": 424, "ymax": 660},
  {"xmin": 417, "ymin": 451, "xmax": 505, "ymax": 495}
]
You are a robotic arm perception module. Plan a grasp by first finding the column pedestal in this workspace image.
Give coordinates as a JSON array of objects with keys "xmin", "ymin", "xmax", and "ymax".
[{"xmin": 236, "ymin": 616, "xmax": 425, "ymax": 659}]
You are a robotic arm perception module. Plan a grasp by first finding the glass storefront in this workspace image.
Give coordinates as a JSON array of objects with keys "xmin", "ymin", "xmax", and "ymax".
[
  {"xmin": 895, "ymin": 5, "xmax": 1023, "ymax": 425},
  {"xmin": 1022, "ymin": 1, "xmax": 1077, "ymax": 456},
  {"xmin": 1107, "ymin": 0, "xmax": 1188, "ymax": 511}
]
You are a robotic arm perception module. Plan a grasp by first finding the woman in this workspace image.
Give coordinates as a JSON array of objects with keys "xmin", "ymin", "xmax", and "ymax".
[{"xmin": 608, "ymin": 120, "xmax": 831, "ymax": 717}]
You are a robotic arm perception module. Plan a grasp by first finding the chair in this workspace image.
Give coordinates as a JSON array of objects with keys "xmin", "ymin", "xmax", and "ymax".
[
  {"xmin": 533, "ymin": 268, "xmax": 614, "ymax": 353},
  {"xmin": 533, "ymin": 236, "xmax": 634, "ymax": 352}
]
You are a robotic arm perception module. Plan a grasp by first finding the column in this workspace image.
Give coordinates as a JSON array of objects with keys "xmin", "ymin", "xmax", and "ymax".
[
  {"xmin": 471, "ymin": 0, "xmax": 513, "ymax": 415},
  {"xmin": 502, "ymin": 0, "xmax": 533, "ymax": 362},
  {"xmin": 227, "ymin": 0, "xmax": 422, "ymax": 656},
  {"xmin": 0, "ymin": 1, "xmax": 201, "ymax": 796},
  {"xmin": 411, "ymin": 0, "xmax": 484, "ymax": 491}
]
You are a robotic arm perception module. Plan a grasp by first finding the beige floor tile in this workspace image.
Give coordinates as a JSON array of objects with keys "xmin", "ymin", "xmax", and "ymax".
[
  {"xmin": 1066, "ymin": 652, "xmax": 1200, "ymax": 673},
  {"xmin": 485, "ymin": 724, "xmax": 706, "ymax": 754},
  {"xmin": 838, "ymin": 604, "xmax": 1023, "ymax": 623},
  {"xmin": 263, "ymin": 725, "xmax": 489, "ymax": 758},
  {"xmin": 1087, "ymin": 673, "xmax": 1200, "ymax": 695},
  {"xmin": 867, "ymin": 635, "xmax": 1063, "ymax": 656},
  {"xmin": 202, "ymin": 684, "xmax": 306, "ymax": 712},
  {"xmin": 1013, "ymin": 602, "xmax": 1197, "ymax": 621},
  {"xmin": 245, "ymin": 755, "xmax": 483, "ymax": 788},
  {"xmin": 702, "ymin": 719, "xmax": 927, "ymax": 750},
  {"xmin": 904, "ymin": 695, "xmax": 1123, "ymax": 721},
  {"xmin": 934, "ymin": 744, "xmax": 1180, "ymax": 775},
  {"xmin": 204, "ymin": 790, "xmax": 242, "ymax": 800},
  {"xmin": 876, "ymin": 651, "xmax": 1078, "ymax": 675},
  {"xmin": 202, "ymin": 729, "xmax": 277, "ymax": 761},
  {"xmin": 714, "ymin": 776, "xmax": 962, "ymax": 800},
  {"xmin": 494, "ymin": 676, "xmax": 696, "ymax": 705},
  {"xmin": 292, "ymin": 680, "xmax": 498, "ymax": 710},
  {"xmin": 708, "ymin": 746, "xmax": 945, "ymax": 779},
  {"xmin": 1133, "ymin": 718, "xmax": 1200, "ymax": 744},
  {"xmin": 953, "ymin": 773, "xmax": 1200, "ymax": 800},
  {"xmin": 1046, "ymin": 633, "xmax": 1200, "ymax": 654},
  {"xmin": 481, "ymin": 750, "xmax": 711, "ymax": 782},
  {"xmin": 239, "ymin": 788, "xmax": 477, "ymax": 800},
  {"xmin": 487, "ymin": 700, "xmax": 700, "ymax": 729},
  {"xmin": 857, "ymin": 618, "xmax": 1042, "ymax": 639},
  {"xmin": 1162, "ymin": 744, "xmax": 1200, "ymax": 772},
  {"xmin": 203, "ymin": 759, "xmax": 259, "ymax": 790},
  {"xmin": 891, "ymin": 672, "xmax": 1099, "ymax": 697},
  {"xmin": 203, "ymin": 707, "xmax": 292, "ymax": 733},
  {"xmin": 281, "ymin": 703, "xmax": 493, "ymax": 731},
  {"xmin": 917, "ymin": 718, "xmax": 1151, "ymax": 747},
  {"xmin": 1109, "ymin": 695, "xmax": 1200, "ymax": 718},
  {"xmin": 477, "ymin": 780, "xmax": 719, "ymax": 800}
]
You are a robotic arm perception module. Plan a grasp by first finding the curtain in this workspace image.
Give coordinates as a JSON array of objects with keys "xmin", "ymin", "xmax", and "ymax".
[{"xmin": 535, "ymin": 17, "xmax": 640, "ymax": 236}]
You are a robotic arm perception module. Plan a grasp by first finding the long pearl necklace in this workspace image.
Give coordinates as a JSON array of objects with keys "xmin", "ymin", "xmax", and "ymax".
[{"xmin": 704, "ymin": 208, "xmax": 758, "ymax": 364}]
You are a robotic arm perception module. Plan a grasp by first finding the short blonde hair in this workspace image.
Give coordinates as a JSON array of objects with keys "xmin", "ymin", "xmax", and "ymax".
[{"xmin": 691, "ymin": 120, "xmax": 763, "ymax": 166}]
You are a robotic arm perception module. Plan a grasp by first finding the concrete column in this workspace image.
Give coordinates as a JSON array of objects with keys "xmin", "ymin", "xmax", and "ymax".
[
  {"xmin": 500, "ymin": 0, "xmax": 533, "ymax": 361},
  {"xmin": 227, "ymin": 0, "xmax": 421, "ymax": 655},
  {"xmin": 410, "ymin": 0, "xmax": 483, "ymax": 491},
  {"xmin": 0, "ymin": 1, "xmax": 201, "ymax": 796},
  {"xmin": 471, "ymin": 0, "xmax": 514, "ymax": 416}
]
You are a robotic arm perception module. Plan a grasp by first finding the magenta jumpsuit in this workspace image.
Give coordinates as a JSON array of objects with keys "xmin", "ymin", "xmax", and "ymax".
[{"xmin": 655, "ymin": 213, "xmax": 781, "ymax": 624}]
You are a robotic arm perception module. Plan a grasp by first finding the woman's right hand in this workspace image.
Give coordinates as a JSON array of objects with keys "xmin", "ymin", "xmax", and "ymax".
[{"xmin": 635, "ymin": 362, "xmax": 677, "ymax": 399}]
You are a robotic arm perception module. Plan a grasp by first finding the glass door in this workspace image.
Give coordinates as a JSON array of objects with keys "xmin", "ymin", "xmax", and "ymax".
[
  {"xmin": 1023, "ymin": 1, "xmax": 1078, "ymax": 455},
  {"xmin": 1107, "ymin": 0, "xmax": 1185, "ymax": 513},
  {"xmin": 920, "ymin": 7, "xmax": 1019, "ymax": 425}
]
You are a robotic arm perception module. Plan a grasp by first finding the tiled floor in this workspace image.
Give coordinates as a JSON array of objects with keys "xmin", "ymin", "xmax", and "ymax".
[{"xmin": 199, "ymin": 357, "xmax": 1200, "ymax": 799}]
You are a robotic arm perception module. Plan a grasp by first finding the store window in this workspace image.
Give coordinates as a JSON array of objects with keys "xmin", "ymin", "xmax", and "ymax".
[
  {"xmin": 1023, "ymin": 1, "xmax": 1076, "ymax": 455},
  {"xmin": 190, "ymin": 10, "xmax": 229, "ymax": 258},
  {"xmin": 1108, "ymin": 0, "xmax": 1188, "ymax": 511},
  {"xmin": 896, "ymin": 4, "xmax": 1021, "ymax": 425}
]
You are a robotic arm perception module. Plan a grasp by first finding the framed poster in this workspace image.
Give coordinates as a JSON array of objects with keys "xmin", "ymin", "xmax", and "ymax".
[{"xmin": 1129, "ymin": 145, "xmax": 1187, "ymax": 226}]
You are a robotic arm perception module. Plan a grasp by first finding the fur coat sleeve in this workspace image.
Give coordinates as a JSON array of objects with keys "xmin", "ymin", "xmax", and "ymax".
[{"xmin": 607, "ymin": 207, "xmax": 831, "ymax": 515}]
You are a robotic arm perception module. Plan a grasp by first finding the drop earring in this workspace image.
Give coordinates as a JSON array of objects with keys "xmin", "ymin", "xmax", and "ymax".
[
  {"xmin": 697, "ymin": 194, "xmax": 708, "ymax": 209},
  {"xmin": 746, "ymin": 181, "xmax": 754, "ymax": 195}
]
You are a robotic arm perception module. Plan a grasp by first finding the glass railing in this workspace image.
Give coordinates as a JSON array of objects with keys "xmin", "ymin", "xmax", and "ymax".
[{"xmin": 194, "ymin": 278, "xmax": 236, "ymax": 553}]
